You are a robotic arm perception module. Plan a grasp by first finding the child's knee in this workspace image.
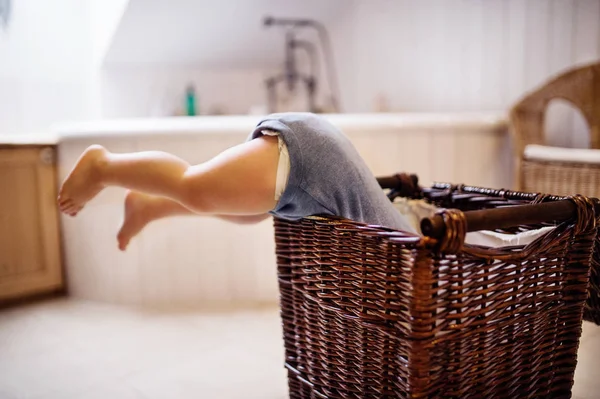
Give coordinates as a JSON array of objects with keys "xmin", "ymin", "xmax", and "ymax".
[{"xmin": 179, "ymin": 175, "xmax": 216, "ymax": 214}]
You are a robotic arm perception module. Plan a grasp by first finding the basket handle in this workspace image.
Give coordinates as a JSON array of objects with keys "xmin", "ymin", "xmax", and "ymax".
[
  {"xmin": 377, "ymin": 173, "xmax": 421, "ymax": 199},
  {"xmin": 421, "ymin": 198, "xmax": 597, "ymax": 239}
]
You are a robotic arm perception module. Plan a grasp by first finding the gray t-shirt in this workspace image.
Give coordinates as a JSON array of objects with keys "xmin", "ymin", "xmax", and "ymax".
[{"xmin": 248, "ymin": 112, "xmax": 416, "ymax": 233}]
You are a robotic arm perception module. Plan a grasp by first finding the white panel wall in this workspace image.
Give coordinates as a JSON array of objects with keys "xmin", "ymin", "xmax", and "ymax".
[
  {"xmin": 333, "ymin": 0, "xmax": 600, "ymax": 146},
  {"xmin": 336, "ymin": 0, "xmax": 600, "ymax": 112},
  {"xmin": 2, "ymin": 0, "xmax": 598, "ymax": 136}
]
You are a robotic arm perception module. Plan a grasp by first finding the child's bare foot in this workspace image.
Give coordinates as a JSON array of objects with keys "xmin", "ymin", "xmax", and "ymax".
[
  {"xmin": 58, "ymin": 145, "xmax": 108, "ymax": 216},
  {"xmin": 117, "ymin": 191, "xmax": 152, "ymax": 251}
]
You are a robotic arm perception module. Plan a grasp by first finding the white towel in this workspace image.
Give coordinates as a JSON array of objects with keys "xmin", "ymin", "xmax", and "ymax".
[{"xmin": 393, "ymin": 198, "xmax": 553, "ymax": 248}]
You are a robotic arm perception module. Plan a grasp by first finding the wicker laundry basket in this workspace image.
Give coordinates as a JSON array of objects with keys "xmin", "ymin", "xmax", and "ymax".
[
  {"xmin": 511, "ymin": 61, "xmax": 600, "ymax": 196},
  {"xmin": 274, "ymin": 174, "xmax": 599, "ymax": 399}
]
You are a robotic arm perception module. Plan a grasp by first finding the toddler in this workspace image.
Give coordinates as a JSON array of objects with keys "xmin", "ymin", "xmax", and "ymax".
[{"xmin": 58, "ymin": 113, "xmax": 415, "ymax": 250}]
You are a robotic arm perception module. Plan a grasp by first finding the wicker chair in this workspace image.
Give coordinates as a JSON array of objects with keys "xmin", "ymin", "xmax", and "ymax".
[
  {"xmin": 510, "ymin": 61, "xmax": 600, "ymax": 194},
  {"xmin": 510, "ymin": 61, "xmax": 600, "ymax": 325}
]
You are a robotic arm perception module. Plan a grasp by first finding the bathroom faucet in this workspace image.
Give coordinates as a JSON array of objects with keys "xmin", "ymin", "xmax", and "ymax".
[{"xmin": 263, "ymin": 16, "xmax": 340, "ymax": 114}]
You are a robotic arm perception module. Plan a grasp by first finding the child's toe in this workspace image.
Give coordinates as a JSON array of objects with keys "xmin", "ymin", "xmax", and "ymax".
[
  {"xmin": 61, "ymin": 202, "xmax": 77, "ymax": 214},
  {"xmin": 59, "ymin": 199, "xmax": 72, "ymax": 209}
]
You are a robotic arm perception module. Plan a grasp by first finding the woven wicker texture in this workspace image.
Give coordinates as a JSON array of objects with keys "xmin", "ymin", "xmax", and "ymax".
[
  {"xmin": 510, "ymin": 63, "xmax": 600, "ymax": 325},
  {"xmin": 275, "ymin": 183, "xmax": 597, "ymax": 398},
  {"xmin": 424, "ymin": 183, "xmax": 600, "ymax": 325},
  {"xmin": 522, "ymin": 160, "xmax": 600, "ymax": 198},
  {"xmin": 510, "ymin": 62, "xmax": 600, "ymax": 193}
]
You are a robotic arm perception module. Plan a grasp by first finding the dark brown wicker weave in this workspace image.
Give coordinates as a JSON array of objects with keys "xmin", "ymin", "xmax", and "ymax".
[
  {"xmin": 419, "ymin": 180, "xmax": 600, "ymax": 326},
  {"xmin": 275, "ymin": 175, "xmax": 598, "ymax": 399}
]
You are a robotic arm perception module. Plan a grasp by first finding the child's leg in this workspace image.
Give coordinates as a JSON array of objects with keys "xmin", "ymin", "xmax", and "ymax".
[
  {"xmin": 117, "ymin": 191, "xmax": 268, "ymax": 251},
  {"xmin": 116, "ymin": 191, "xmax": 192, "ymax": 250},
  {"xmin": 58, "ymin": 135, "xmax": 279, "ymax": 217}
]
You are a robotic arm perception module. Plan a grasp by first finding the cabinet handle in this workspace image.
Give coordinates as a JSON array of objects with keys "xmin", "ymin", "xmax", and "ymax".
[{"xmin": 40, "ymin": 147, "xmax": 55, "ymax": 165}]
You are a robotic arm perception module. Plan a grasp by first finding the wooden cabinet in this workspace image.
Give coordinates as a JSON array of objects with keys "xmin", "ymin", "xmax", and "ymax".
[{"xmin": 0, "ymin": 146, "xmax": 63, "ymax": 302}]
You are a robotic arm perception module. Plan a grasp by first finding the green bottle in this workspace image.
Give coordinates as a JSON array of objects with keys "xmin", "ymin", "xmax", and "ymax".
[{"xmin": 186, "ymin": 84, "xmax": 197, "ymax": 116}]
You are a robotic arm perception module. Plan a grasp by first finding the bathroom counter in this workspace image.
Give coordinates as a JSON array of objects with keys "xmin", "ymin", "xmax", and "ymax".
[{"xmin": 0, "ymin": 134, "xmax": 58, "ymax": 146}]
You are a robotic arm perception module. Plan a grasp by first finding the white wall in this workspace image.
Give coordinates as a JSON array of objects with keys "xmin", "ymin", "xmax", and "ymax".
[
  {"xmin": 96, "ymin": 0, "xmax": 349, "ymax": 118},
  {"xmin": 90, "ymin": 0, "xmax": 129, "ymax": 67},
  {"xmin": 99, "ymin": 66, "xmax": 276, "ymax": 118},
  {"xmin": 4, "ymin": 0, "xmax": 598, "ymax": 137},
  {"xmin": 0, "ymin": 0, "xmax": 93, "ymax": 135},
  {"xmin": 332, "ymin": 0, "xmax": 600, "ymax": 147}
]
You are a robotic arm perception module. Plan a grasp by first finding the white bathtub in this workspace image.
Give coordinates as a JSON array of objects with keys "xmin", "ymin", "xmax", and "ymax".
[{"xmin": 56, "ymin": 112, "xmax": 509, "ymax": 308}]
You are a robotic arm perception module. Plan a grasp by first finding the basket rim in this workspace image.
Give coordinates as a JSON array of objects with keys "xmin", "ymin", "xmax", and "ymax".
[{"xmin": 281, "ymin": 212, "xmax": 577, "ymax": 261}]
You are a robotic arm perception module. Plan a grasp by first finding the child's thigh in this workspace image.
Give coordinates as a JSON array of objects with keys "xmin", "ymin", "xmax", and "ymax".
[{"xmin": 184, "ymin": 136, "xmax": 279, "ymax": 214}]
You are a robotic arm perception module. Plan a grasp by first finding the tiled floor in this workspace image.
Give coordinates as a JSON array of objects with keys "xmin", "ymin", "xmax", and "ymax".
[{"xmin": 0, "ymin": 299, "xmax": 599, "ymax": 399}]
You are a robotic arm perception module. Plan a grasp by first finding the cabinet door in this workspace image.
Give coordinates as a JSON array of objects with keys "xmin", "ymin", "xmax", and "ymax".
[{"xmin": 0, "ymin": 147, "xmax": 63, "ymax": 301}]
